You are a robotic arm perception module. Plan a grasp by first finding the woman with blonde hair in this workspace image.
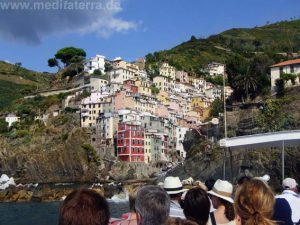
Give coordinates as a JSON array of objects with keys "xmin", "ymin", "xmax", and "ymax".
[{"xmin": 234, "ymin": 178, "xmax": 276, "ymax": 225}]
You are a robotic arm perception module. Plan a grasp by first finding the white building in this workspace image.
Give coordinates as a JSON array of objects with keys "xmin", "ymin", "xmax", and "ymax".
[
  {"xmin": 159, "ymin": 63, "xmax": 176, "ymax": 80},
  {"xmin": 270, "ymin": 59, "xmax": 300, "ymax": 91},
  {"xmin": 153, "ymin": 76, "xmax": 175, "ymax": 93},
  {"xmin": 90, "ymin": 77, "xmax": 109, "ymax": 92},
  {"xmin": 84, "ymin": 55, "xmax": 105, "ymax": 74},
  {"xmin": 176, "ymin": 127, "xmax": 189, "ymax": 158},
  {"xmin": 206, "ymin": 62, "xmax": 226, "ymax": 77},
  {"xmin": 5, "ymin": 114, "xmax": 20, "ymax": 127},
  {"xmin": 109, "ymin": 68, "xmax": 135, "ymax": 84},
  {"xmin": 81, "ymin": 92, "xmax": 113, "ymax": 127},
  {"xmin": 96, "ymin": 113, "xmax": 115, "ymax": 140}
]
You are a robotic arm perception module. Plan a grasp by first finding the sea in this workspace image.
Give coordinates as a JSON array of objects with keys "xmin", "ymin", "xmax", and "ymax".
[{"xmin": 0, "ymin": 200, "xmax": 129, "ymax": 225}]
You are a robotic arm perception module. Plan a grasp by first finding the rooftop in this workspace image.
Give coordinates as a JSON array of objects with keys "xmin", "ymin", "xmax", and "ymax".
[{"xmin": 270, "ymin": 58, "xmax": 300, "ymax": 68}]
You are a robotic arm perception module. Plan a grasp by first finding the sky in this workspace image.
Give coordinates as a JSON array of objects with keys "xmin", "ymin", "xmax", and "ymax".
[{"xmin": 0, "ymin": 0, "xmax": 300, "ymax": 72}]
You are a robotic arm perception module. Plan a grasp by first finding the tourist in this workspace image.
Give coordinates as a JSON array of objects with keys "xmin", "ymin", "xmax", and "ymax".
[
  {"xmin": 166, "ymin": 217, "xmax": 199, "ymax": 225},
  {"xmin": 183, "ymin": 187, "xmax": 211, "ymax": 225},
  {"xmin": 110, "ymin": 186, "xmax": 140, "ymax": 225},
  {"xmin": 236, "ymin": 176, "xmax": 251, "ymax": 186},
  {"xmin": 207, "ymin": 180, "xmax": 235, "ymax": 225},
  {"xmin": 234, "ymin": 178, "xmax": 276, "ymax": 225},
  {"xmin": 135, "ymin": 185, "xmax": 170, "ymax": 225},
  {"xmin": 59, "ymin": 189, "xmax": 110, "ymax": 225},
  {"xmin": 273, "ymin": 198, "xmax": 293, "ymax": 225},
  {"xmin": 164, "ymin": 176, "xmax": 187, "ymax": 219},
  {"xmin": 276, "ymin": 177, "xmax": 300, "ymax": 224},
  {"xmin": 205, "ymin": 178, "xmax": 216, "ymax": 191}
]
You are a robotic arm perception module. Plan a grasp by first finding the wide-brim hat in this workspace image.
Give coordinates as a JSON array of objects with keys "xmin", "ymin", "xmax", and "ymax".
[
  {"xmin": 163, "ymin": 176, "xmax": 187, "ymax": 194},
  {"xmin": 208, "ymin": 179, "xmax": 234, "ymax": 203}
]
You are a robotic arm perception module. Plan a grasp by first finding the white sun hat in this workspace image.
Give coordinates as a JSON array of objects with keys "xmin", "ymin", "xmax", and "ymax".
[
  {"xmin": 163, "ymin": 176, "xmax": 187, "ymax": 195},
  {"xmin": 207, "ymin": 179, "xmax": 234, "ymax": 203},
  {"xmin": 282, "ymin": 178, "xmax": 298, "ymax": 190}
]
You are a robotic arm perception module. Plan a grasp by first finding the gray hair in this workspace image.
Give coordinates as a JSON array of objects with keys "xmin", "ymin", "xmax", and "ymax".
[{"xmin": 135, "ymin": 185, "xmax": 170, "ymax": 225}]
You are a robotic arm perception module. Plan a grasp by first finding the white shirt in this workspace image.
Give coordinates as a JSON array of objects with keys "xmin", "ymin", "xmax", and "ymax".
[
  {"xmin": 276, "ymin": 190, "xmax": 300, "ymax": 223},
  {"xmin": 169, "ymin": 200, "xmax": 186, "ymax": 219}
]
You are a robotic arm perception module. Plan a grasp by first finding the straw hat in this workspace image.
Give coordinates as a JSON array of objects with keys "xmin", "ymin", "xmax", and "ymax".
[
  {"xmin": 163, "ymin": 176, "xmax": 187, "ymax": 195},
  {"xmin": 207, "ymin": 179, "xmax": 234, "ymax": 203}
]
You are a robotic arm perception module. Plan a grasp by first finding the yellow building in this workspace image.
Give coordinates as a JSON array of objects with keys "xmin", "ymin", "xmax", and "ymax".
[
  {"xmin": 191, "ymin": 96, "xmax": 211, "ymax": 108},
  {"xmin": 135, "ymin": 80, "xmax": 152, "ymax": 96},
  {"xmin": 156, "ymin": 90, "xmax": 169, "ymax": 105}
]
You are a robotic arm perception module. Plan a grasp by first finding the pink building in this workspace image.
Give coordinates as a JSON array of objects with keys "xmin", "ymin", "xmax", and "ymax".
[
  {"xmin": 155, "ymin": 104, "xmax": 169, "ymax": 118},
  {"xmin": 115, "ymin": 91, "xmax": 135, "ymax": 111}
]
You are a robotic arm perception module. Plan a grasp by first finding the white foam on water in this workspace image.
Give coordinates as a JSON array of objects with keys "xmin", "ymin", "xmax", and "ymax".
[
  {"xmin": 108, "ymin": 192, "xmax": 129, "ymax": 203},
  {"xmin": 0, "ymin": 174, "xmax": 16, "ymax": 190}
]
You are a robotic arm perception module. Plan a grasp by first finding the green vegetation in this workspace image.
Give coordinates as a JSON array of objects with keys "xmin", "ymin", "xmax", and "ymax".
[
  {"xmin": 0, "ymin": 61, "xmax": 51, "ymax": 109},
  {"xmin": 210, "ymin": 98, "xmax": 224, "ymax": 118},
  {"xmin": 145, "ymin": 19, "xmax": 300, "ymax": 99},
  {"xmin": 0, "ymin": 118, "xmax": 8, "ymax": 133},
  {"xmin": 0, "ymin": 80, "xmax": 34, "ymax": 110},
  {"xmin": 150, "ymin": 84, "xmax": 160, "ymax": 95},
  {"xmin": 281, "ymin": 73, "xmax": 297, "ymax": 85},
  {"xmin": 256, "ymin": 99, "xmax": 295, "ymax": 132}
]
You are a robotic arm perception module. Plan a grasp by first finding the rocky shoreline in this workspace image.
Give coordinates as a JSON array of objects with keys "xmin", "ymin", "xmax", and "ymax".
[{"xmin": 0, "ymin": 178, "xmax": 156, "ymax": 203}]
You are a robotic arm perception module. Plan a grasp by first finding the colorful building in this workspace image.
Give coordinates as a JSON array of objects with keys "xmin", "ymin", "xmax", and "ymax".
[{"xmin": 117, "ymin": 122, "xmax": 145, "ymax": 162}]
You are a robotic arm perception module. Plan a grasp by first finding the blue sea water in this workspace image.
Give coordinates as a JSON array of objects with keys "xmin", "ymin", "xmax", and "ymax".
[{"xmin": 0, "ymin": 201, "xmax": 129, "ymax": 225}]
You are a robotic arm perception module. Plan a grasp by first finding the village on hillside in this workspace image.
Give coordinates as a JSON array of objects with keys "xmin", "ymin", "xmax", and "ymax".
[{"xmin": 4, "ymin": 54, "xmax": 300, "ymax": 165}]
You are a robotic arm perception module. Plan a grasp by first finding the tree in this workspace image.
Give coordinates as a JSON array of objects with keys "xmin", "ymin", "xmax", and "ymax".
[
  {"xmin": 210, "ymin": 98, "xmax": 224, "ymax": 117},
  {"xmin": 256, "ymin": 99, "xmax": 294, "ymax": 132},
  {"xmin": 104, "ymin": 62, "xmax": 113, "ymax": 73},
  {"xmin": 54, "ymin": 47, "xmax": 86, "ymax": 66},
  {"xmin": 48, "ymin": 58, "xmax": 61, "ymax": 71},
  {"xmin": 150, "ymin": 84, "xmax": 160, "ymax": 95},
  {"xmin": 0, "ymin": 119, "xmax": 8, "ymax": 133},
  {"xmin": 275, "ymin": 78, "xmax": 285, "ymax": 98},
  {"xmin": 93, "ymin": 69, "xmax": 102, "ymax": 76},
  {"xmin": 14, "ymin": 62, "xmax": 22, "ymax": 72},
  {"xmin": 281, "ymin": 73, "xmax": 297, "ymax": 85},
  {"xmin": 48, "ymin": 47, "xmax": 86, "ymax": 69},
  {"xmin": 69, "ymin": 55, "xmax": 85, "ymax": 75}
]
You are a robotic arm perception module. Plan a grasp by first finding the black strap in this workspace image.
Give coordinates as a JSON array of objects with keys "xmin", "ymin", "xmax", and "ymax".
[{"xmin": 210, "ymin": 212, "xmax": 217, "ymax": 225}]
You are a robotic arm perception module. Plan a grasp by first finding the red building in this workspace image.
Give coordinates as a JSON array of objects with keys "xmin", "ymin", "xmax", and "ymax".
[
  {"xmin": 117, "ymin": 122, "xmax": 145, "ymax": 162},
  {"xmin": 123, "ymin": 80, "xmax": 138, "ymax": 94}
]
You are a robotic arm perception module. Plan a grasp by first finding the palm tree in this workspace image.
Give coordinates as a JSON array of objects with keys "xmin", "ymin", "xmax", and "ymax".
[{"xmin": 234, "ymin": 66, "xmax": 258, "ymax": 102}]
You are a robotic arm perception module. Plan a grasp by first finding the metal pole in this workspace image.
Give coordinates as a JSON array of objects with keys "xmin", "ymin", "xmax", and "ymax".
[
  {"xmin": 223, "ymin": 73, "xmax": 227, "ymax": 139},
  {"xmin": 282, "ymin": 141, "xmax": 285, "ymax": 180},
  {"xmin": 223, "ymin": 148, "xmax": 226, "ymax": 180}
]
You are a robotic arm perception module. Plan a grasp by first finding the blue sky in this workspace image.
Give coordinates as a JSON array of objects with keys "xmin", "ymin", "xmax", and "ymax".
[{"xmin": 0, "ymin": 0, "xmax": 300, "ymax": 72}]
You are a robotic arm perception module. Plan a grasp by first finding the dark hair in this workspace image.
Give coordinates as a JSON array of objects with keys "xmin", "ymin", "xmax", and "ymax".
[
  {"xmin": 59, "ymin": 189, "xmax": 110, "ymax": 225},
  {"xmin": 183, "ymin": 188, "xmax": 210, "ymax": 225},
  {"xmin": 237, "ymin": 176, "xmax": 251, "ymax": 186},
  {"xmin": 219, "ymin": 198, "xmax": 235, "ymax": 221},
  {"xmin": 135, "ymin": 185, "xmax": 170, "ymax": 225},
  {"xmin": 205, "ymin": 179, "xmax": 216, "ymax": 191}
]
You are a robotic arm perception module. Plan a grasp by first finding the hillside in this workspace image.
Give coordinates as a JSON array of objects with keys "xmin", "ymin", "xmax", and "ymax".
[
  {"xmin": 0, "ymin": 61, "xmax": 52, "ymax": 110},
  {"xmin": 146, "ymin": 19, "xmax": 300, "ymax": 74}
]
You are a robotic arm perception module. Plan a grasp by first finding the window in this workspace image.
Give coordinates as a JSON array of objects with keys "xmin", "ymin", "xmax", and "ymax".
[
  {"xmin": 291, "ymin": 65, "xmax": 295, "ymax": 73},
  {"xmin": 280, "ymin": 67, "xmax": 284, "ymax": 75},
  {"xmin": 132, "ymin": 140, "xmax": 135, "ymax": 144}
]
